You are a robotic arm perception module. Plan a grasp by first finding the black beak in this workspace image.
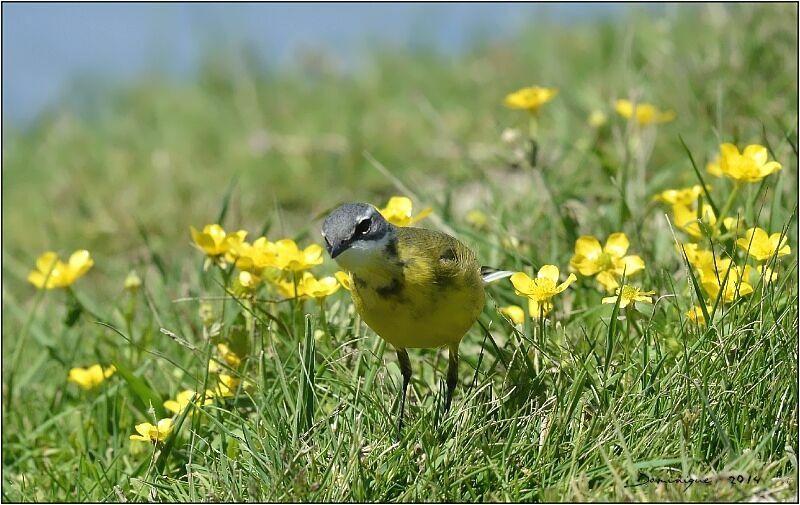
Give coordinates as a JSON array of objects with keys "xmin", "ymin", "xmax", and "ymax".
[
  {"xmin": 329, "ymin": 242, "xmax": 347, "ymax": 259},
  {"xmin": 324, "ymin": 236, "xmax": 346, "ymax": 259}
]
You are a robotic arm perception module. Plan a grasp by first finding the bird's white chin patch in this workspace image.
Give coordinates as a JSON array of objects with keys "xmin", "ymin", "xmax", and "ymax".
[{"xmin": 334, "ymin": 235, "xmax": 389, "ymax": 274}]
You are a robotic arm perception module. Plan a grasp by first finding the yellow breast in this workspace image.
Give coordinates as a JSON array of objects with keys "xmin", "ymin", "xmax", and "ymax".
[{"xmin": 348, "ymin": 228, "xmax": 485, "ymax": 349}]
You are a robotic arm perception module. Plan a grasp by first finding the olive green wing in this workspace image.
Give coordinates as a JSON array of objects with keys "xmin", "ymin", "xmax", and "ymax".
[{"xmin": 396, "ymin": 227, "xmax": 481, "ymax": 284}]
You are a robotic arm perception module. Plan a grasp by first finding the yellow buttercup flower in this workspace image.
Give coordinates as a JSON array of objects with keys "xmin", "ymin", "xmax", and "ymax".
[
  {"xmin": 297, "ymin": 272, "xmax": 340, "ymax": 300},
  {"xmin": 208, "ymin": 343, "xmax": 241, "ymax": 373},
  {"xmin": 378, "ymin": 196, "xmax": 432, "ymax": 227},
  {"xmin": 214, "ymin": 374, "xmax": 241, "ymax": 398},
  {"xmin": 706, "ymin": 155, "xmax": 723, "ymax": 177},
  {"xmin": 510, "ymin": 265, "xmax": 576, "ymax": 316},
  {"xmin": 569, "ymin": 233, "xmax": 645, "ymax": 291},
  {"xmin": 614, "ymin": 99, "xmax": 675, "ymax": 125},
  {"xmin": 190, "ymin": 224, "xmax": 247, "ymax": 259},
  {"xmin": 237, "ymin": 270, "xmax": 261, "ymax": 290},
  {"xmin": 679, "ymin": 244, "xmax": 732, "ymax": 279},
  {"xmin": 601, "ymin": 285, "xmax": 655, "ymax": 309},
  {"xmin": 228, "ymin": 237, "xmax": 277, "ymax": 271},
  {"xmin": 272, "ymin": 239, "xmax": 324, "ymax": 271},
  {"xmin": 67, "ymin": 364, "xmax": 115, "ymax": 390},
  {"xmin": 672, "ymin": 203, "xmax": 718, "ymax": 239},
  {"xmin": 217, "ymin": 343, "xmax": 242, "ymax": 367},
  {"xmin": 701, "ymin": 265, "xmax": 753, "ymax": 304},
  {"xmin": 686, "ymin": 306, "xmax": 708, "ymax": 325},
  {"xmin": 498, "ymin": 305, "xmax": 525, "ymax": 325},
  {"xmin": 654, "ymin": 185, "xmax": 705, "ymax": 206},
  {"xmin": 163, "ymin": 390, "xmax": 213, "ymax": 415},
  {"xmin": 273, "ymin": 276, "xmax": 302, "ymax": 299},
  {"xmin": 334, "ymin": 271, "xmax": 352, "ymax": 291},
  {"xmin": 28, "ymin": 250, "xmax": 94, "ymax": 289},
  {"xmin": 129, "ymin": 418, "xmax": 173, "ymax": 443},
  {"xmin": 736, "ymin": 227, "xmax": 791, "ymax": 262},
  {"xmin": 756, "ymin": 265, "xmax": 778, "ymax": 283},
  {"xmin": 504, "ymin": 86, "xmax": 558, "ymax": 113},
  {"xmin": 715, "ymin": 143, "xmax": 782, "ymax": 182}
]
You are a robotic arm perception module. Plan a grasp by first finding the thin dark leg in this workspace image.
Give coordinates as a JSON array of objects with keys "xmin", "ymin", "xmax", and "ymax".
[
  {"xmin": 445, "ymin": 343, "xmax": 459, "ymax": 412},
  {"xmin": 396, "ymin": 348, "xmax": 412, "ymax": 437}
]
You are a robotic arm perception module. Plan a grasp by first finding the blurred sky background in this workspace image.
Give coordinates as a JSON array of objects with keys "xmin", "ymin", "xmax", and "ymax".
[{"xmin": 3, "ymin": 2, "xmax": 632, "ymax": 125}]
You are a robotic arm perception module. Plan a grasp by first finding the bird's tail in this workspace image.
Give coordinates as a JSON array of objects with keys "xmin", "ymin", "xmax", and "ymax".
[{"xmin": 480, "ymin": 266, "xmax": 514, "ymax": 285}]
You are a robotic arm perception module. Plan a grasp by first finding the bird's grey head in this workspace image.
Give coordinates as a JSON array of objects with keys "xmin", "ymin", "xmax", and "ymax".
[{"xmin": 321, "ymin": 203, "xmax": 394, "ymax": 269}]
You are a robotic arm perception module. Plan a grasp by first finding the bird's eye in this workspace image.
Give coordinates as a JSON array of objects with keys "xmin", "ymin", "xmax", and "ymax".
[{"xmin": 355, "ymin": 218, "xmax": 371, "ymax": 237}]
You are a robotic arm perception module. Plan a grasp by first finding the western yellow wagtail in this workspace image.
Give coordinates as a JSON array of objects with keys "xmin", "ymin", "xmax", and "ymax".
[{"xmin": 322, "ymin": 203, "xmax": 511, "ymax": 435}]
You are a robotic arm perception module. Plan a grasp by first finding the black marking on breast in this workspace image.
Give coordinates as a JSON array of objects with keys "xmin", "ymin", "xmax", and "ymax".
[
  {"xmin": 384, "ymin": 237, "xmax": 408, "ymax": 268},
  {"xmin": 385, "ymin": 236, "xmax": 401, "ymax": 260},
  {"xmin": 353, "ymin": 275, "xmax": 367, "ymax": 289}
]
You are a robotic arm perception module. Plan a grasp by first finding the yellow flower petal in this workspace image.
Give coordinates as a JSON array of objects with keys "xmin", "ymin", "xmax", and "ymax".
[
  {"xmin": 654, "ymin": 185, "xmax": 705, "ymax": 206},
  {"xmin": 616, "ymin": 255, "xmax": 646, "ymax": 276},
  {"xmin": 596, "ymin": 271, "xmax": 620, "ymax": 292},
  {"xmin": 574, "ymin": 236, "xmax": 603, "ymax": 258},
  {"xmin": 687, "ymin": 306, "xmax": 707, "ymax": 325},
  {"xmin": 504, "ymin": 86, "xmax": 558, "ymax": 112},
  {"xmin": 27, "ymin": 271, "xmax": 47, "ymax": 289},
  {"xmin": 68, "ymin": 364, "xmax": 112, "ymax": 390},
  {"xmin": 134, "ymin": 422, "xmax": 153, "ymax": 438},
  {"xmin": 68, "ymin": 250, "xmax": 93, "ymax": 274},
  {"xmin": 615, "ymin": 99, "xmax": 673, "ymax": 125},
  {"xmin": 737, "ymin": 227, "xmax": 791, "ymax": 261},
  {"xmin": 35, "ymin": 251, "xmax": 59, "ymax": 274},
  {"xmin": 408, "ymin": 207, "xmax": 433, "ymax": 226},
  {"xmin": 706, "ymin": 158, "xmax": 723, "ymax": 177},
  {"xmin": 528, "ymin": 298, "xmax": 553, "ymax": 318},
  {"xmin": 536, "ymin": 265, "xmax": 561, "ymax": 284},
  {"xmin": 601, "ymin": 295, "xmax": 618, "ymax": 305},
  {"xmin": 720, "ymin": 143, "xmax": 739, "ymax": 158},
  {"xmin": 378, "ymin": 196, "xmax": 432, "ymax": 227},
  {"xmin": 555, "ymin": 273, "xmax": 578, "ymax": 293},
  {"xmin": 742, "ymin": 144, "xmax": 767, "ymax": 165},
  {"xmin": 163, "ymin": 400, "xmax": 182, "ymax": 414},
  {"xmin": 498, "ymin": 305, "xmax": 525, "ymax": 325},
  {"xmin": 570, "ymin": 236, "xmax": 604, "ymax": 276},
  {"xmin": 614, "ymin": 99, "xmax": 633, "ymax": 118},
  {"xmin": 717, "ymin": 142, "xmax": 782, "ymax": 182},
  {"xmin": 156, "ymin": 418, "xmax": 174, "ymax": 436},
  {"xmin": 302, "ymin": 244, "xmax": 324, "ymax": 265},
  {"xmin": 29, "ymin": 250, "xmax": 93, "ymax": 289},
  {"xmin": 604, "ymin": 233, "xmax": 630, "ymax": 258},
  {"xmin": 335, "ymin": 271, "xmax": 352, "ymax": 290},
  {"xmin": 190, "ymin": 226, "xmax": 215, "ymax": 253},
  {"xmin": 509, "ymin": 272, "xmax": 535, "ymax": 296},
  {"xmin": 602, "ymin": 285, "xmax": 654, "ymax": 309}
]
